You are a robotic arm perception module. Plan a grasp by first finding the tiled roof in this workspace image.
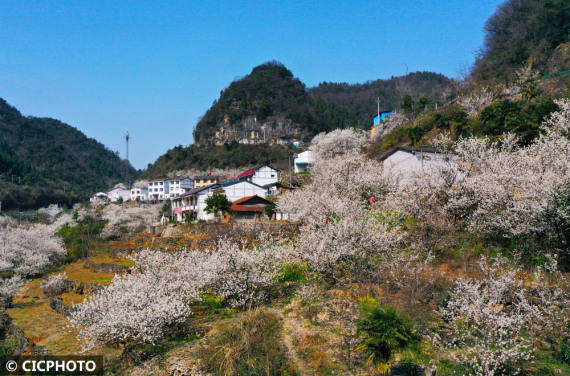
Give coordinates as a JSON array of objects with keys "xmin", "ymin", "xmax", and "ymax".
[{"xmin": 230, "ymin": 195, "xmax": 271, "ymax": 212}]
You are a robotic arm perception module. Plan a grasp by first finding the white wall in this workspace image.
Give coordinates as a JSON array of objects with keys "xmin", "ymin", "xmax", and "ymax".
[
  {"xmin": 108, "ymin": 188, "xmax": 131, "ymax": 202},
  {"xmin": 294, "ymin": 150, "xmax": 313, "ymax": 173},
  {"xmin": 383, "ymin": 150, "xmax": 457, "ymax": 186},
  {"xmin": 131, "ymin": 188, "xmax": 149, "ymax": 201},
  {"xmin": 147, "ymin": 180, "xmax": 170, "ymax": 201},
  {"xmin": 251, "ymin": 166, "xmax": 280, "ymax": 186},
  {"xmin": 223, "ymin": 181, "xmax": 268, "ymax": 202},
  {"xmin": 194, "ymin": 181, "xmax": 269, "ymax": 221}
]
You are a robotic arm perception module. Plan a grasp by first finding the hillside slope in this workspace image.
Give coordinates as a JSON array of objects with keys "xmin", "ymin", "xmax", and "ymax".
[
  {"xmin": 0, "ymin": 98, "xmax": 137, "ymax": 210},
  {"xmin": 141, "ymin": 142, "xmax": 294, "ymax": 179},
  {"xmin": 472, "ymin": 0, "xmax": 569, "ymax": 84}
]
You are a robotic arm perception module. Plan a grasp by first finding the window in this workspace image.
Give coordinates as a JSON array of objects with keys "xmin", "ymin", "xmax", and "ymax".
[{"xmin": 160, "ymin": 188, "xmax": 163, "ymax": 191}]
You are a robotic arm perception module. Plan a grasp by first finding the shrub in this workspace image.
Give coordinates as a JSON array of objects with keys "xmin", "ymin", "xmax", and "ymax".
[
  {"xmin": 57, "ymin": 219, "xmax": 105, "ymax": 261},
  {"xmin": 205, "ymin": 192, "xmax": 232, "ymax": 217},
  {"xmin": 356, "ymin": 300, "xmax": 419, "ymax": 365},
  {"xmin": 198, "ymin": 309, "xmax": 299, "ymax": 376},
  {"xmin": 278, "ymin": 263, "xmax": 305, "ymax": 283}
]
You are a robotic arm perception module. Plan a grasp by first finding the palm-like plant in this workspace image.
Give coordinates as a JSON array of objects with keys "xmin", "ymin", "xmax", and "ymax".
[{"xmin": 356, "ymin": 300, "xmax": 419, "ymax": 365}]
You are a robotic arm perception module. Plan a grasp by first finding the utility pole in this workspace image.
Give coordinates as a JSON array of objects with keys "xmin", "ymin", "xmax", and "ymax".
[
  {"xmin": 125, "ymin": 131, "xmax": 130, "ymax": 186},
  {"xmin": 289, "ymin": 155, "xmax": 292, "ymax": 187}
]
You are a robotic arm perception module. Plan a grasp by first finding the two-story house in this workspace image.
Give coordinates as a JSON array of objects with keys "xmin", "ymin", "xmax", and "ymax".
[{"xmin": 168, "ymin": 177, "xmax": 194, "ymax": 198}]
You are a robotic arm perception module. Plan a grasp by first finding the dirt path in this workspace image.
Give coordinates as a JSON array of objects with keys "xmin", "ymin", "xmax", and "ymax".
[{"xmin": 280, "ymin": 310, "xmax": 311, "ymax": 376}]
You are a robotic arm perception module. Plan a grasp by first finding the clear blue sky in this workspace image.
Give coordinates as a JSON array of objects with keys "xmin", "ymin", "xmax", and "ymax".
[{"xmin": 0, "ymin": 0, "xmax": 504, "ymax": 169}]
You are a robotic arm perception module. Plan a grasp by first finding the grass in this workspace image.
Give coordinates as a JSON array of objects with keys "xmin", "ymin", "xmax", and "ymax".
[
  {"xmin": 60, "ymin": 261, "xmax": 115, "ymax": 285},
  {"xmin": 198, "ymin": 309, "xmax": 300, "ymax": 376},
  {"xmin": 87, "ymin": 252, "xmax": 135, "ymax": 267},
  {"xmin": 6, "ymin": 279, "xmax": 118, "ymax": 356},
  {"xmin": 4, "ymin": 252, "xmax": 133, "ymax": 357}
]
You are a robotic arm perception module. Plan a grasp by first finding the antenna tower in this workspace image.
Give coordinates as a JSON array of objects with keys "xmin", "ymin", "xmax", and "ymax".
[{"xmin": 125, "ymin": 131, "xmax": 130, "ymax": 162}]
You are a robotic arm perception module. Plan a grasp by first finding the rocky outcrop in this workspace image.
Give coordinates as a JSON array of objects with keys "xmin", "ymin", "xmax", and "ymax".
[
  {"xmin": 49, "ymin": 297, "xmax": 75, "ymax": 317},
  {"xmin": 210, "ymin": 116, "xmax": 306, "ymax": 146}
]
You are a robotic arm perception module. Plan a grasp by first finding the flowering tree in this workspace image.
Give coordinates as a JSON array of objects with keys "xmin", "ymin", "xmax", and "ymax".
[
  {"xmin": 457, "ymin": 87, "xmax": 495, "ymax": 118},
  {"xmin": 0, "ymin": 211, "xmax": 70, "ymax": 301},
  {"xmin": 69, "ymin": 237, "xmax": 281, "ymax": 350},
  {"xmin": 310, "ymin": 128, "xmax": 367, "ymax": 159},
  {"xmin": 278, "ymin": 129, "xmax": 402, "ymax": 277},
  {"xmin": 382, "ymin": 99, "xmax": 570, "ymax": 240},
  {"xmin": 437, "ymin": 256, "xmax": 568, "ymax": 375},
  {"xmin": 100, "ymin": 203, "xmax": 161, "ymax": 237},
  {"xmin": 41, "ymin": 272, "xmax": 72, "ymax": 297}
]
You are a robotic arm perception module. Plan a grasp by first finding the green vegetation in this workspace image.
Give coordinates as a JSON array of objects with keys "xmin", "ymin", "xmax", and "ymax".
[
  {"xmin": 194, "ymin": 61, "xmax": 311, "ymax": 144},
  {"xmin": 0, "ymin": 98, "xmax": 138, "ymax": 210},
  {"xmin": 472, "ymin": 98, "xmax": 559, "ymax": 144},
  {"xmin": 264, "ymin": 200, "xmax": 277, "ymax": 219},
  {"xmin": 198, "ymin": 309, "xmax": 299, "ymax": 376},
  {"xmin": 142, "ymin": 142, "xmax": 294, "ymax": 178},
  {"xmin": 356, "ymin": 299, "xmax": 419, "ymax": 365},
  {"xmin": 192, "ymin": 62, "xmax": 453, "ymax": 142},
  {"xmin": 371, "ymin": 98, "xmax": 560, "ymax": 157},
  {"xmin": 472, "ymin": 0, "xmax": 569, "ymax": 83},
  {"xmin": 57, "ymin": 218, "xmax": 106, "ymax": 261},
  {"xmin": 205, "ymin": 192, "xmax": 232, "ymax": 217},
  {"xmin": 310, "ymin": 72, "xmax": 453, "ymax": 131}
]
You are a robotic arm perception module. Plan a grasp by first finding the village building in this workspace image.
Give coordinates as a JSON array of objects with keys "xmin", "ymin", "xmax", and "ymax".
[
  {"xmin": 237, "ymin": 165, "xmax": 280, "ymax": 194},
  {"xmin": 171, "ymin": 179, "xmax": 270, "ymax": 221},
  {"xmin": 90, "ymin": 192, "xmax": 108, "ymax": 202},
  {"xmin": 107, "ymin": 183, "xmax": 131, "ymax": 202},
  {"xmin": 380, "ymin": 146, "xmax": 457, "ymax": 185},
  {"xmin": 130, "ymin": 187, "xmax": 149, "ymax": 202},
  {"xmin": 294, "ymin": 150, "xmax": 313, "ymax": 173},
  {"xmin": 168, "ymin": 177, "xmax": 193, "ymax": 198},
  {"xmin": 230, "ymin": 195, "xmax": 272, "ymax": 222},
  {"xmin": 194, "ymin": 175, "xmax": 220, "ymax": 188},
  {"xmin": 147, "ymin": 179, "xmax": 170, "ymax": 201}
]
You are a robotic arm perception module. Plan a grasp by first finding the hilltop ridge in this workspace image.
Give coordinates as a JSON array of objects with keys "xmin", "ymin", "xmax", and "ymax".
[{"xmin": 0, "ymin": 98, "xmax": 138, "ymax": 209}]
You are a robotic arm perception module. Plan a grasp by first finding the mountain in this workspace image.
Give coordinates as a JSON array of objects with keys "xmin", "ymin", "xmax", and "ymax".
[
  {"xmin": 146, "ymin": 64, "xmax": 454, "ymax": 177},
  {"xmin": 192, "ymin": 62, "xmax": 455, "ymax": 146},
  {"xmin": 471, "ymin": 0, "xmax": 569, "ymax": 84},
  {"xmin": 0, "ymin": 98, "xmax": 138, "ymax": 210}
]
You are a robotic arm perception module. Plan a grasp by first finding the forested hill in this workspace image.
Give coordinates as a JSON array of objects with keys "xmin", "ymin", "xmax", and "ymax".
[
  {"xmin": 0, "ymin": 98, "xmax": 137, "ymax": 210},
  {"xmin": 308, "ymin": 72, "xmax": 453, "ymax": 128},
  {"xmin": 471, "ymin": 0, "xmax": 569, "ymax": 84},
  {"xmin": 192, "ymin": 61, "xmax": 455, "ymax": 145}
]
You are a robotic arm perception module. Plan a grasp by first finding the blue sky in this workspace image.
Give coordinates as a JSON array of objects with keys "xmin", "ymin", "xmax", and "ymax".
[{"xmin": 0, "ymin": 0, "xmax": 504, "ymax": 169}]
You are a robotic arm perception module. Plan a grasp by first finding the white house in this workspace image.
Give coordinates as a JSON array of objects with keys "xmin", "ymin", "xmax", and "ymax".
[
  {"xmin": 237, "ymin": 166, "xmax": 280, "ymax": 194},
  {"xmin": 147, "ymin": 179, "xmax": 170, "ymax": 201},
  {"xmin": 90, "ymin": 192, "xmax": 108, "ymax": 202},
  {"xmin": 171, "ymin": 180, "xmax": 269, "ymax": 222},
  {"xmin": 218, "ymin": 180, "xmax": 269, "ymax": 202},
  {"xmin": 294, "ymin": 150, "xmax": 313, "ymax": 173},
  {"xmin": 107, "ymin": 183, "xmax": 131, "ymax": 202},
  {"xmin": 380, "ymin": 146, "xmax": 457, "ymax": 186},
  {"xmin": 131, "ymin": 187, "xmax": 149, "ymax": 202},
  {"xmin": 168, "ymin": 177, "xmax": 193, "ymax": 198}
]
